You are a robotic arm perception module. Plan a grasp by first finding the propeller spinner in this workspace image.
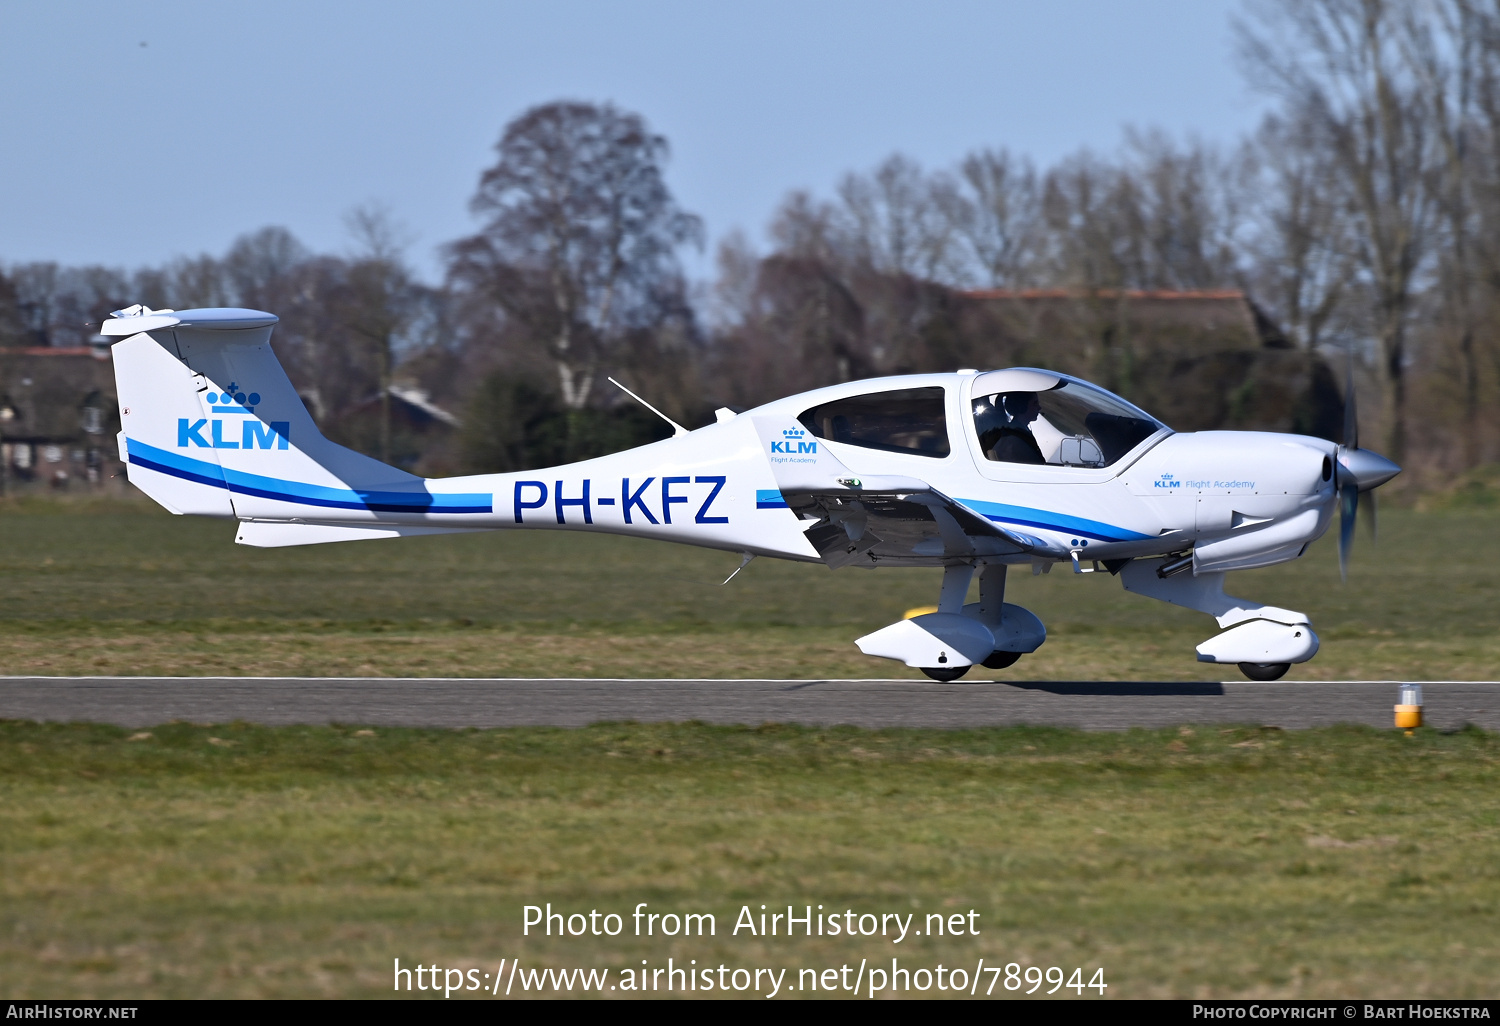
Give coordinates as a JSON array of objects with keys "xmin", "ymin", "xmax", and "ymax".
[{"xmin": 1336, "ymin": 357, "xmax": 1401, "ymax": 580}]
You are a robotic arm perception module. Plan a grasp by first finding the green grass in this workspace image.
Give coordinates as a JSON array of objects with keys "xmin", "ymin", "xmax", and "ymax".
[
  {"xmin": 1, "ymin": 720, "xmax": 1497, "ymax": 998},
  {"xmin": 0, "ymin": 500, "xmax": 1496, "ymax": 679},
  {"xmin": 3, "ymin": 502, "xmax": 1498, "ymax": 998}
]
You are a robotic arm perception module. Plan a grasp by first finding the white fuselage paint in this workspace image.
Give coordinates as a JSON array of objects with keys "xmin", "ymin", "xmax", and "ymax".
[{"xmin": 309, "ymin": 374, "xmax": 1339, "ymax": 571}]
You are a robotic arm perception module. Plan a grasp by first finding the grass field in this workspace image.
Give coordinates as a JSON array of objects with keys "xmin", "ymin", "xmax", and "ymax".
[
  {"xmin": 1, "ymin": 720, "xmax": 1497, "ymax": 999},
  {"xmin": 0, "ymin": 498, "xmax": 1496, "ymax": 680},
  {"xmin": 3, "ymin": 500, "xmax": 1498, "ymax": 999}
]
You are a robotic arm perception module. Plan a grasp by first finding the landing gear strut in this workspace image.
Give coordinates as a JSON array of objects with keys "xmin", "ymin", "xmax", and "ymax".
[{"xmin": 859, "ymin": 564, "xmax": 1045, "ymax": 681}]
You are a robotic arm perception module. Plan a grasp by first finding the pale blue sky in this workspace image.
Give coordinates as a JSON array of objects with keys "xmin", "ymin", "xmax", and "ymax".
[{"xmin": 0, "ymin": 0, "xmax": 1261, "ymax": 281}]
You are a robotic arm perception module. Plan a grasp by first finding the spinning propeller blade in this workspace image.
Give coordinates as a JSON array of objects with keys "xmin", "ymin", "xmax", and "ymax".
[
  {"xmin": 1338, "ymin": 483, "xmax": 1358, "ymax": 582},
  {"xmin": 1334, "ymin": 351, "xmax": 1398, "ymax": 580}
]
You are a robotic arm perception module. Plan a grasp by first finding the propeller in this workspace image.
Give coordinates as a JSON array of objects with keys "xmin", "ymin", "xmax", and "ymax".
[{"xmin": 1335, "ymin": 354, "xmax": 1401, "ymax": 581}]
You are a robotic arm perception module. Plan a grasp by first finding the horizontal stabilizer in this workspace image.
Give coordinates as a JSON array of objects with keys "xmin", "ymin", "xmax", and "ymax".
[
  {"xmin": 234, "ymin": 521, "xmax": 487, "ymax": 548},
  {"xmin": 101, "ymin": 306, "xmax": 280, "ymax": 335}
]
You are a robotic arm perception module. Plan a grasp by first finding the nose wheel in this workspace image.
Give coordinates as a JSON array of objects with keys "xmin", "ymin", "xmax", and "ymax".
[
  {"xmin": 921, "ymin": 665, "xmax": 970, "ymax": 681},
  {"xmin": 1238, "ymin": 662, "xmax": 1290, "ymax": 681}
]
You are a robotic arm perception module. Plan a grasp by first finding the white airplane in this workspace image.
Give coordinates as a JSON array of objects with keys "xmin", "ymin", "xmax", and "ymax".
[{"xmin": 103, "ymin": 305, "xmax": 1399, "ymax": 682}]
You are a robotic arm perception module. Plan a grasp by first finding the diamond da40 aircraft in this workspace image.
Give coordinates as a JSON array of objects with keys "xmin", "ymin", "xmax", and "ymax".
[{"xmin": 103, "ymin": 305, "xmax": 1400, "ymax": 682}]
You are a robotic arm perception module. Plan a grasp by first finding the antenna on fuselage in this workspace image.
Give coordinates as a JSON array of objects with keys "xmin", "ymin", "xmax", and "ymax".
[
  {"xmin": 721, "ymin": 551, "xmax": 756, "ymax": 585},
  {"xmin": 607, "ymin": 376, "xmax": 688, "ymax": 437}
]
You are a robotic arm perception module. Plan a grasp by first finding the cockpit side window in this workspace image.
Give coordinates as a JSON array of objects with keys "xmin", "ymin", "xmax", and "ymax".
[
  {"xmin": 974, "ymin": 382, "xmax": 1162, "ymax": 466},
  {"xmin": 799, "ymin": 387, "xmax": 950, "ymax": 458}
]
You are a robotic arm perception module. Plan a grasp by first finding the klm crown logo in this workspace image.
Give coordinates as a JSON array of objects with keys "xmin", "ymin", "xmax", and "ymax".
[
  {"xmin": 206, "ymin": 382, "xmax": 261, "ymax": 414},
  {"xmin": 1155, "ymin": 472, "xmax": 1181, "ymax": 489},
  {"xmin": 771, "ymin": 425, "xmax": 817, "ymax": 455},
  {"xmin": 177, "ymin": 379, "xmax": 288, "ymax": 451}
]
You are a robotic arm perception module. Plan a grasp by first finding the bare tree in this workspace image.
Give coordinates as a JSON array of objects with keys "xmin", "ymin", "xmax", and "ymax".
[
  {"xmin": 945, "ymin": 148, "xmax": 1043, "ymax": 288},
  {"xmin": 706, "ymin": 230, "xmax": 760, "ymax": 329},
  {"xmin": 1038, "ymin": 151, "xmax": 1139, "ymax": 289},
  {"xmin": 0, "ymin": 270, "xmax": 27, "ymax": 347},
  {"xmin": 1239, "ymin": 0, "xmax": 1441, "ymax": 459},
  {"xmin": 8, "ymin": 262, "xmax": 131, "ymax": 346},
  {"xmin": 1247, "ymin": 111, "xmax": 1356, "ymax": 351},
  {"xmin": 447, "ymin": 101, "xmax": 702, "ymax": 417},
  {"xmin": 341, "ymin": 203, "xmax": 420, "ymax": 464},
  {"xmin": 1036, "ymin": 135, "xmax": 1248, "ymax": 293},
  {"xmin": 1464, "ymin": 2, "xmax": 1500, "ymax": 462},
  {"xmin": 223, "ymin": 226, "xmax": 309, "ymax": 310},
  {"xmin": 834, "ymin": 154, "xmax": 956, "ymax": 281},
  {"xmin": 768, "ymin": 190, "xmax": 839, "ymax": 264},
  {"xmin": 1400, "ymin": 0, "xmax": 1493, "ymax": 465},
  {"xmin": 1122, "ymin": 129, "xmax": 1249, "ymax": 290}
]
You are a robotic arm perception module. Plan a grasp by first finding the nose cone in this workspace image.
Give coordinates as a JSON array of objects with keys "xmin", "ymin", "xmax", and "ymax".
[{"xmin": 1338, "ymin": 447, "xmax": 1401, "ymax": 492}]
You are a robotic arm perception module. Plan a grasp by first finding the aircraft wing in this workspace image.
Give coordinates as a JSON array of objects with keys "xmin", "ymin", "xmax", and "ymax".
[{"xmin": 753, "ymin": 416, "xmax": 1055, "ymax": 568}]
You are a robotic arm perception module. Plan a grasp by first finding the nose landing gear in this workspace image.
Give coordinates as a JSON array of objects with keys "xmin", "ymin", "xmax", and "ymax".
[{"xmin": 1119, "ymin": 561, "xmax": 1319, "ymax": 681}]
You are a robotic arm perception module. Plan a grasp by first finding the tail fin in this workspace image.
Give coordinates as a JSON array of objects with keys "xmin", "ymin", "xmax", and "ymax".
[{"xmin": 106, "ymin": 306, "xmax": 489, "ymax": 533}]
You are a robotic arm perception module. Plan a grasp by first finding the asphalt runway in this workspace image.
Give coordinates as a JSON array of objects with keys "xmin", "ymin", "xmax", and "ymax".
[{"xmin": 1, "ymin": 676, "xmax": 1497, "ymax": 731}]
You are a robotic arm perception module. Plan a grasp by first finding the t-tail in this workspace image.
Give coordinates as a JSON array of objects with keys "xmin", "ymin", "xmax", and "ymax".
[{"xmin": 105, "ymin": 305, "xmax": 495, "ymax": 548}]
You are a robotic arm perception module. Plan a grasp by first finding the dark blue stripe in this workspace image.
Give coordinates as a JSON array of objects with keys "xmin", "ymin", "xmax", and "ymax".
[
  {"xmin": 129, "ymin": 453, "xmax": 225, "ymax": 489},
  {"xmin": 127, "ymin": 438, "xmax": 492, "ymax": 514}
]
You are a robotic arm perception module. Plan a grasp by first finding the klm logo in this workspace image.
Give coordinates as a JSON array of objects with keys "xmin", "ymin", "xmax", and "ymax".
[
  {"xmin": 1154, "ymin": 473, "xmax": 1181, "ymax": 489},
  {"xmin": 178, "ymin": 418, "xmax": 289, "ymax": 449},
  {"xmin": 178, "ymin": 381, "xmax": 288, "ymax": 449},
  {"xmin": 771, "ymin": 427, "xmax": 817, "ymax": 455}
]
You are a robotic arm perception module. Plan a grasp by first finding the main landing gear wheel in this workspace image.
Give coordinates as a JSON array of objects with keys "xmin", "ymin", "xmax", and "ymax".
[
  {"xmin": 982, "ymin": 650, "xmax": 1022, "ymax": 670},
  {"xmin": 1238, "ymin": 662, "xmax": 1290, "ymax": 681},
  {"xmin": 921, "ymin": 665, "xmax": 970, "ymax": 682}
]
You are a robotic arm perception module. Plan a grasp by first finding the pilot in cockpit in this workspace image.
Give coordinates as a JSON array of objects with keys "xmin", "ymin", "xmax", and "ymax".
[
  {"xmin": 974, "ymin": 392, "xmax": 1050, "ymax": 463},
  {"xmin": 973, "ymin": 380, "xmax": 1160, "ymax": 467}
]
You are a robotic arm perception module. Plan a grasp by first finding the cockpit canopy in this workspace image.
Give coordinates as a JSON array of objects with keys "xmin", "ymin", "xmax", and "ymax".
[
  {"xmin": 970, "ymin": 369, "xmax": 1164, "ymax": 467},
  {"xmin": 791, "ymin": 369, "xmax": 1166, "ymax": 467}
]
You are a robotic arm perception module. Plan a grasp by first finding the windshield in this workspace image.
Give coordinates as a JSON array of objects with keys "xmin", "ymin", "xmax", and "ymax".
[{"xmin": 973, "ymin": 380, "xmax": 1163, "ymax": 467}]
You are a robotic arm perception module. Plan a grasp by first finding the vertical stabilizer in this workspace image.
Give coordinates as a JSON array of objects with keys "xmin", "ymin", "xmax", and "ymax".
[{"xmin": 106, "ymin": 306, "xmax": 460, "ymax": 525}]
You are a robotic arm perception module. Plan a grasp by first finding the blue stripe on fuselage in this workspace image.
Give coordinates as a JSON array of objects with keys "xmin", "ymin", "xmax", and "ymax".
[
  {"xmin": 956, "ymin": 497, "xmax": 1149, "ymax": 543},
  {"xmin": 125, "ymin": 438, "xmax": 492, "ymax": 514}
]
